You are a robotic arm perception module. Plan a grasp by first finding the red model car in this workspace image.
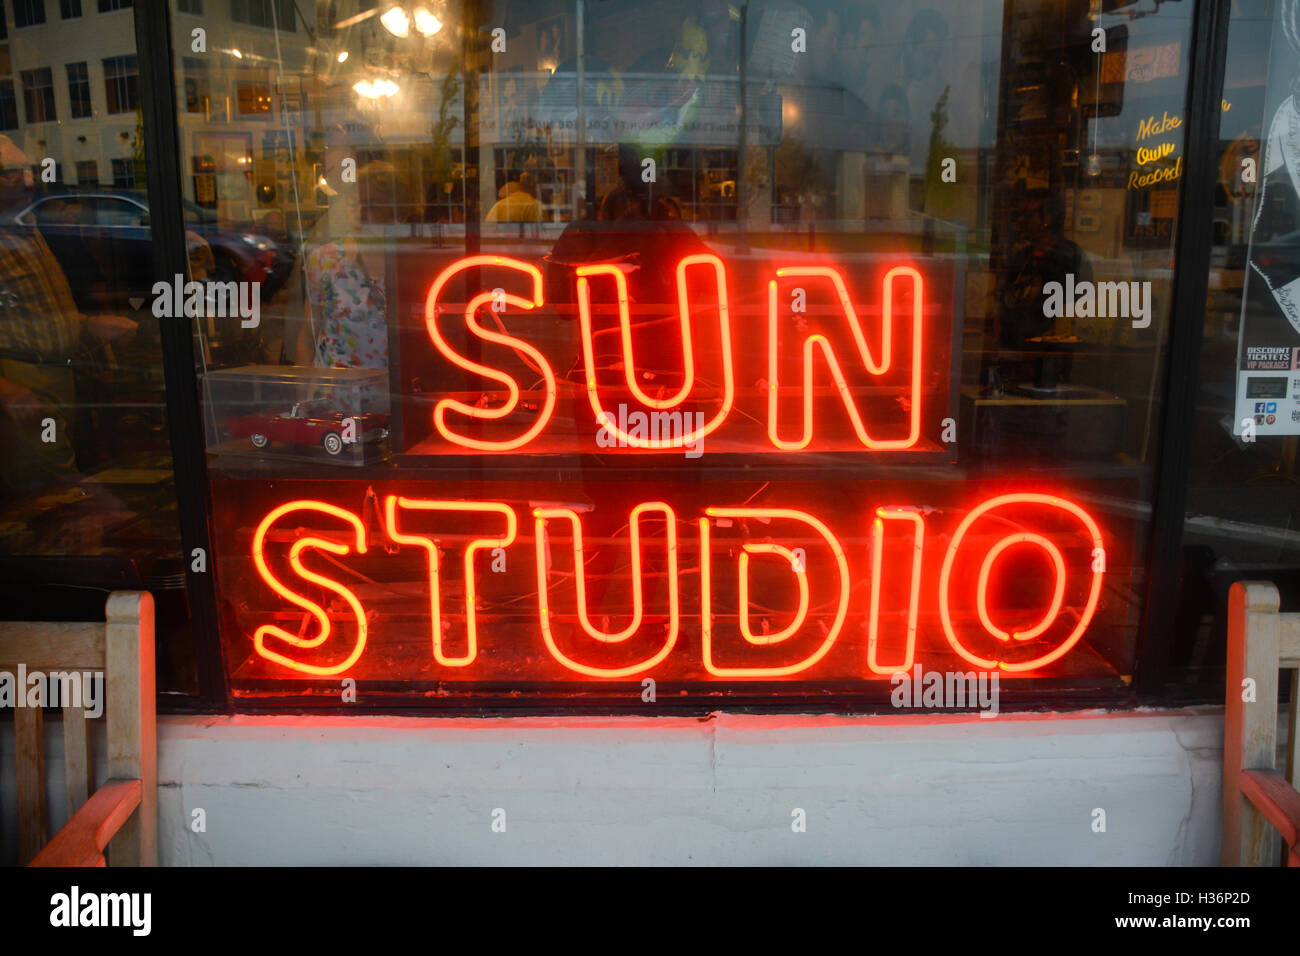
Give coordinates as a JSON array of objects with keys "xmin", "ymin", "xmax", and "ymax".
[{"xmin": 224, "ymin": 399, "xmax": 390, "ymax": 456}]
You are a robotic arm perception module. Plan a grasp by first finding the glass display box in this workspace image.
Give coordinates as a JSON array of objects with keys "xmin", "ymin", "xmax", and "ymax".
[{"xmin": 202, "ymin": 365, "xmax": 392, "ymax": 467}]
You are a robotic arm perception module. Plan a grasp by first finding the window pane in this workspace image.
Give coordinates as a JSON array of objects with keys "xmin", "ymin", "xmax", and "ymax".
[
  {"xmin": 0, "ymin": 79, "xmax": 17, "ymax": 130},
  {"xmin": 13, "ymin": 0, "xmax": 45, "ymax": 28},
  {"xmin": 102, "ymin": 53, "xmax": 139, "ymax": 114},
  {"xmin": 20, "ymin": 67, "xmax": 56, "ymax": 123},
  {"xmin": 1178, "ymin": 0, "xmax": 1300, "ymax": 696},
  {"xmin": 174, "ymin": 0, "xmax": 1196, "ymax": 708},
  {"xmin": 66, "ymin": 61, "xmax": 92, "ymax": 119},
  {"xmin": 0, "ymin": 6, "xmax": 195, "ymax": 697}
]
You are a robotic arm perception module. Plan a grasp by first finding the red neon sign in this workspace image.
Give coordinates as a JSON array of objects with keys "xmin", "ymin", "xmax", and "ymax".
[
  {"xmin": 424, "ymin": 256, "xmax": 555, "ymax": 451},
  {"xmin": 245, "ymin": 492, "xmax": 1107, "ymax": 680},
  {"xmin": 424, "ymin": 254, "xmax": 930, "ymax": 453}
]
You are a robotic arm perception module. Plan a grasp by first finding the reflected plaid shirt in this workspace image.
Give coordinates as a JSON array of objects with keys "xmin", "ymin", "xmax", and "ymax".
[{"xmin": 0, "ymin": 228, "xmax": 83, "ymax": 363}]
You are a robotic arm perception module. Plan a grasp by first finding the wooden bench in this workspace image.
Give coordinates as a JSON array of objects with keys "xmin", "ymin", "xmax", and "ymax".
[
  {"xmin": 1222, "ymin": 581, "xmax": 1300, "ymax": 866},
  {"xmin": 1, "ymin": 591, "xmax": 156, "ymax": 866}
]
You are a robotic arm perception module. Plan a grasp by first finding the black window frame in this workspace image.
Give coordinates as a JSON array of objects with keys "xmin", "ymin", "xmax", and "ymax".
[
  {"xmin": 12, "ymin": 0, "xmax": 45, "ymax": 27},
  {"xmin": 0, "ymin": 79, "xmax": 17, "ymax": 130},
  {"xmin": 0, "ymin": 0, "xmax": 1214, "ymax": 713},
  {"xmin": 110, "ymin": 156, "xmax": 137, "ymax": 187},
  {"xmin": 66, "ymin": 60, "xmax": 92, "ymax": 118},
  {"xmin": 19, "ymin": 66, "xmax": 57, "ymax": 124},
  {"xmin": 103, "ymin": 53, "xmax": 140, "ymax": 114}
]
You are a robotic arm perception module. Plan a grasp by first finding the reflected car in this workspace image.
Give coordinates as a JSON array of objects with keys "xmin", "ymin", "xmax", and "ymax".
[
  {"xmin": 7, "ymin": 188, "xmax": 295, "ymax": 311},
  {"xmin": 224, "ymin": 399, "xmax": 390, "ymax": 456}
]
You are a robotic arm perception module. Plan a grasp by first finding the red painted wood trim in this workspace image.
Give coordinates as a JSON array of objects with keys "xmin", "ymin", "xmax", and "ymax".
[
  {"xmin": 28, "ymin": 778, "xmax": 143, "ymax": 868},
  {"xmin": 1241, "ymin": 769, "xmax": 1300, "ymax": 850}
]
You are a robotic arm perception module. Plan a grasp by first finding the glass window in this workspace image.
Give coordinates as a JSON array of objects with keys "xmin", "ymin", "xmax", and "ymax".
[
  {"xmin": 0, "ymin": 4, "xmax": 195, "ymax": 698},
  {"xmin": 110, "ymin": 157, "xmax": 137, "ymax": 187},
  {"xmin": 66, "ymin": 61, "xmax": 92, "ymax": 119},
  {"xmin": 0, "ymin": 1, "xmax": 8, "ymax": 39},
  {"xmin": 102, "ymin": 54, "xmax": 139, "ymax": 114},
  {"xmin": 236, "ymin": 80, "xmax": 272, "ymax": 115},
  {"xmin": 86, "ymin": 195, "xmax": 148, "ymax": 226},
  {"xmin": 182, "ymin": 56, "xmax": 209, "ymax": 114},
  {"xmin": 0, "ymin": 80, "xmax": 17, "ymax": 130},
  {"xmin": 97, "ymin": 0, "xmax": 130, "ymax": 11},
  {"xmin": 1177, "ymin": 0, "xmax": 1300, "ymax": 696},
  {"xmin": 60, "ymin": 0, "xmax": 79, "ymax": 17},
  {"xmin": 20, "ymin": 67, "xmax": 56, "ymax": 124},
  {"xmin": 230, "ymin": 0, "xmax": 293, "ymax": 31},
  {"xmin": 12, "ymin": 0, "xmax": 44, "ymax": 27},
  {"xmin": 173, "ymin": 0, "xmax": 1198, "ymax": 709}
]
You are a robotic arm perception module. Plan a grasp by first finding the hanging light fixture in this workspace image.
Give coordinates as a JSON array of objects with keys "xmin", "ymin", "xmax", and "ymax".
[
  {"xmin": 353, "ymin": 79, "xmax": 400, "ymax": 99},
  {"xmin": 380, "ymin": 6, "xmax": 411, "ymax": 37},
  {"xmin": 413, "ymin": 7, "xmax": 442, "ymax": 36}
]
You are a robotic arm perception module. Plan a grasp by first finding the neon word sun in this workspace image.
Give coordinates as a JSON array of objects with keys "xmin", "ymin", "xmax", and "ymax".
[
  {"xmin": 424, "ymin": 255, "xmax": 926, "ymax": 452},
  {"xmin": 249, "ymin": 493, "xmax": 1105, "ymax": 680}
]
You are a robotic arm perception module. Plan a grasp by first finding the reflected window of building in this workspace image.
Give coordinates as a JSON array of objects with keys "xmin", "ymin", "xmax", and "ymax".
[
  {"xmin": 103, "ymin": 53, "xmax": 139, "ymax": 114},
  {"xmin": 59, "ymin": 0, "xmax": 79, "ymax": 18},
  {"xmin": 67, "ymin": 61, "xmax": 92, "ymax": 119},
  {"xmin": 231, "ymin": 0, "xmax": 294, "ymax": 31},
  {"xmin": 110, "ymin": 156, "xmax": 136, "ymax": 187},
  {"xmin": 13, "ymin": 0, "xmax": 45, "ymax": 28},
  {"xmin": 0, "ymin": 80, "xmax": 17, "ymax": 130},
  {"xmin": 20, "ymin": 67, "xmax": 56, "ymax": 124}
]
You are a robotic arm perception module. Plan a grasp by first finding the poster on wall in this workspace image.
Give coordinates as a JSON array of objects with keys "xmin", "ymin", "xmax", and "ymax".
[{"xmin": 1235, "ymin": 0, "xmax": 1300, "ymax": 436}]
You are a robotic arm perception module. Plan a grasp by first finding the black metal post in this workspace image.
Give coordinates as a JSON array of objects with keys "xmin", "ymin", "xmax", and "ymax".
[
  {"xmin": 134, "ymin": 0, "xmax": 228, "ymax": 708},
  {"xmin": 1134, "ymin": 0, "xmax": 1232, "ymax": 698}
]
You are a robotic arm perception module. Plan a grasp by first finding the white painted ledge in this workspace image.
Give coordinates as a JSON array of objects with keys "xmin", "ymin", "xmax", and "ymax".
[{"xmin": 153, "ymin": 708, "xmax": 1225, "ymax": 865}]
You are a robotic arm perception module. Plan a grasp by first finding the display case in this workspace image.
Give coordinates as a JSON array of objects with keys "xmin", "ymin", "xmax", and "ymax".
[{"xmin": 202, "ymin": 365, "xmax": 392, "ymax": 467}]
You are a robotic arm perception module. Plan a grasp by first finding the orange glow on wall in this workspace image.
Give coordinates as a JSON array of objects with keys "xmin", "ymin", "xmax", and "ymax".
[
  {"xmin": 250, "ymin": 500, "xmax": 369, "ymax": 676},
  {"xmin": 699, "ymin": 507, "xmax": 850, "ymax": 677},
  {"xmin": 767, "ymin": 265, "xmax": 924, "ymax": 450},
  {"xmin": 575, "ymin": 254, "xmax": 735, "ymax": 449},
  {"xmin": 383, "ymin": 496, "xmax": 518, "ymax": 667},
  {"xmin": 533, "ymin": 502, "xmax": 680, "ymax": 677},
  {"xmin": 867, "ymin": 507, "xmax": 925, "ymax": 675},
  {"xmin": 939, "ymin": 493, "xmax": 1105, "ymax": 672},
  {"xmin": 424, "ymin": 256, "xmax": 555, "ymax": 450}
]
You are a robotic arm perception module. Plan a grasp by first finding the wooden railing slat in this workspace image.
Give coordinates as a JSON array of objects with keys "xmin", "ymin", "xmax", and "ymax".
[
  {"xmin": 15, "ymin": 703, "xmax": 47, "ymax": 866},
  {"xmin": 0, "ymin": 622, "xmax": 106, "ymax": 671},
  {"xmin": 62, "ymin": 706, "xmax": 91, "ymax": 821},
  {"xmin": 1281, "ymin": 615, "xmax": 1300, "ymax": 668}
]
